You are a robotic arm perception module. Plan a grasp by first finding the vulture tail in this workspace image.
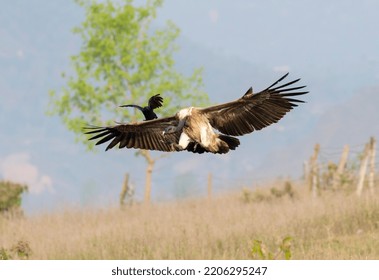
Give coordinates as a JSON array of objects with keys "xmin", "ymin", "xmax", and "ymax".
[{"xmin": 219, "ymin": 135, "xmax": 240, "ymax": 151}]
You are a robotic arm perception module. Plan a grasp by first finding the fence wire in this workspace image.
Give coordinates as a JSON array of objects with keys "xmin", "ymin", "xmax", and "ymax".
[{"xmin": 124, "ymin": 138, "xmax": 378, "ymax": 203}]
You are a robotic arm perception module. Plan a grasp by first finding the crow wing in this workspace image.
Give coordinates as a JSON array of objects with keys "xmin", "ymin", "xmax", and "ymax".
[
  {"xmin": 84, "ymin": 116, "xmax": 180, "ymax": 152},
  {"xmin": 121, "ymin": 104, "xmax": 144, "ymax": 111},
  {"xmin": 148, "ymin": 94, "xmax": 163, "ymax": 110},
  {"xmin": 199, "ymin": 73, "xmax": 308, "ymax": 136}
]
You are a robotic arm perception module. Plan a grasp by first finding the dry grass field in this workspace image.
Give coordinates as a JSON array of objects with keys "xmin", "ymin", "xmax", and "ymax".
[{"xmin": 1, "ymin": 182, "xmax": 379, "ymax": 260}]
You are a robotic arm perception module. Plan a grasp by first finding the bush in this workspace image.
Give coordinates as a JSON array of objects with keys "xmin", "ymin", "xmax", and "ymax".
[
  {"xmin": 0, "ymin": 241, "xmax": 32, "ymax": 260},
  {"xmin": 251, "ymin": 236, "xmax": 293, "ymax": 260},
  {"xmin": 241, "ymin": 181, "xmax": 296, "ymax": 203},
  {"xmin": 0, "ymin": 180, "xmax": 28, "ymax": 214}
]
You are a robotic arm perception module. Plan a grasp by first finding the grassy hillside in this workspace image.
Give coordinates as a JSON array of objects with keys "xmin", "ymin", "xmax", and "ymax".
[{"xmin": 1, "ymin": 182, "xmax": 378, "ymax": 260}]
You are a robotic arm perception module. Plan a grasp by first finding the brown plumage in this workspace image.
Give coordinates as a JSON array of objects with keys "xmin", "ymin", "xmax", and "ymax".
[{"xmin": 85, "ymin": 73, "xmax": 308, "ymax": 154}]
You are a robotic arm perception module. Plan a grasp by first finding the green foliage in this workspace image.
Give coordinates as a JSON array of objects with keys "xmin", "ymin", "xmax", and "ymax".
[
  {"xmin": 241, "ymin": 181, "xmax": 296, "ymax": 203},
  {"xmin": 271, "ymin": 181, "xmax": 295, "ymax": 198},
  {"xmin": 0, "ymin": 241, "xmax": 32, "ymax": 260},
  {"xmin": 251, "ymin": 240, "xmax": 266, "ymax": 259},
  {"xmin": 48, "ymin": 0, "xmax": 208, "ymax": 149},
  {"xmin": 251, "ymin": 236, "xmax": 293, "ymax": 260},
  {"xmin": 241, "ymin": 187, "xmax": 268, "ymax": 203},
  {"xmin": 0, "ymin": 181, "xmax": 28, "ymax": 214},
  {"xmin": 0, "ymin": 248, "xmax": 11, "ymax": 260},
  {"xmin": 279, "ymin": 236, "xmax": 293, "ymax": 260},
  {"xmin": 12, "ymin": 241, "xmax": 32, "ymax": 259}
]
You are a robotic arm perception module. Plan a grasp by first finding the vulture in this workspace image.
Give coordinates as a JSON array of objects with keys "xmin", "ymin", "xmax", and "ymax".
[
  {"xmin": 85, "ymin": 73, "xmax": 308, "ymax": 154},
  {"xmin": 120, "ymin": 94, "xmax": 163, "ymax": 120}
]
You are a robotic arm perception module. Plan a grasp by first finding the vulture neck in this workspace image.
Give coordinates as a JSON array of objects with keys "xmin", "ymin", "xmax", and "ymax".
[
  {"xmin": 172, "ymin": 107, "xmax": 194, "ymax": 133},
  {"xmin": 177, "ymin": 107, "xmax": 194, "ymax": 119}
]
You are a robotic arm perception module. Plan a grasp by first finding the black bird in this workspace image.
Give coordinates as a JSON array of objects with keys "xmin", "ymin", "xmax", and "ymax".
[
  {"xmin": 120, "ymin": 94, "xmax": 163, "ymax": 121},
  {"xmin": 86, "ymin": 73, "xmax": 308, "ymax": 154}
]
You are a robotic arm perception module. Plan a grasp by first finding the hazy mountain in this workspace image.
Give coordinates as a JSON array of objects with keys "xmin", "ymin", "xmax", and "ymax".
[{"xmin": 308, "ymin": 86, "xmax": 379, "ymax": 147}]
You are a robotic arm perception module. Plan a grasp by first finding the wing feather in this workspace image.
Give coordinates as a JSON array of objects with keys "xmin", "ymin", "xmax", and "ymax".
[
  {"xmin": 200, "ymin": 73, "xmax": 308, "ymax": 136},
  {"xmin": 88, "ymin": 130, "xmax": 111, "ymax": 141},
  {"xmin": 84, "ymin": 116, "xmax": 178, "ymax": 152},
  {"xmin": 95, "ymin": 134, "xmax": 116, "ymax": 146},
  {"xmin": 118, "ymin": 134, "xmax": 129, "ymax": 149},
  {"xmin": 148, "ymin": 94, "xmax": 163, "ymax": 110},
  {"xmin": 149, "ymin": 133, "xmax": 158, "ymax": 150}
]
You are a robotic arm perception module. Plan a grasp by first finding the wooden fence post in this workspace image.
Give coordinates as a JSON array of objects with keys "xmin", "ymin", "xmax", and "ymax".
[
  {"xmin": 309, "ymin": 143, "xmax": 320, "ymax": 198},
  {"xmin": 207, "ymin": 173, "xmax": 213, "ymax": 200},
  {"xmin": 332, "ymin": 144, "xmax": 350, "ymax": 189},
  {"xmin": 303, "ymin": 161, "xmax": 309, "ymax": 183},
  {"xmin": 120, "ymin": 173, "xmax": 130, "ymax": 207},
  {"xmin": 356, "ymin": 143, "xmax": 370, "ymax": 196},
  {"xmin": 368, "ymin": 137, "xmax": 376, "ymax": 194}
]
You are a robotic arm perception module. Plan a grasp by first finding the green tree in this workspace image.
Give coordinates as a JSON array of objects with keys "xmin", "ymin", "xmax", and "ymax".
[
  {"xmin": 48, "ymin": 0, "xmax": 208, "ymax": 204},
  {"xmin": 0, "ymin": 181, "xmax": 28, "ymax": 215}
]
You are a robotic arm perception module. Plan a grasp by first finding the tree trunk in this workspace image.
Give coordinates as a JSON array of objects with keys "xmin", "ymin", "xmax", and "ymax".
[{"xmin": 140, "ymin": 150, "xmax": 155, "ymax": 205}]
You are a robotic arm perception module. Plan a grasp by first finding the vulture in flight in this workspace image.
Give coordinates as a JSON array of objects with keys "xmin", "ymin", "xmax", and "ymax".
[
  {"xmin": 85, "ymin": 73, "xmax": 308, "ymax": 154},
  {"xmin": 120, "ymin": 94, "xmax": 163, "ymax": 120}
]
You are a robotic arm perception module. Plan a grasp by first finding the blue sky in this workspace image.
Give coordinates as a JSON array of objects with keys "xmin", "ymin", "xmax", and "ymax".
[{"xmin": 1, "ymin": 0, "xmax": 378, "ymax": 213}]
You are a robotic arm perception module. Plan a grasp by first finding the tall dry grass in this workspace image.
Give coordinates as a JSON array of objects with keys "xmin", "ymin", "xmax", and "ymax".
[{"xmin": 1, "ymin": 182, "xmax": 378, "ymax": 259}]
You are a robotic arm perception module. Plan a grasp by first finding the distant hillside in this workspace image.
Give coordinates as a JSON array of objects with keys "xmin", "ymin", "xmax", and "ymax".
[
  {"xmin": 254, "ymin": 86, "xmax": 379, "ymax": 177},
  {"xmin": 309, "ymin": 86, "xmax": 379, "ymax": 147}
]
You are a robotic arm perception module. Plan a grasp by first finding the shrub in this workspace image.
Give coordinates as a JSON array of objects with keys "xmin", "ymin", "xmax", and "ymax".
[
  {"xmin": 0, "ymin": 241, "xmax": 32, "ymax": 260},
  {"xmin": 251, "ymin": 236, "xmax": 293, "ymax": 260},
  {"xmin": 0, "ymin": 181, "xmax": 28, "ymax": 215}
]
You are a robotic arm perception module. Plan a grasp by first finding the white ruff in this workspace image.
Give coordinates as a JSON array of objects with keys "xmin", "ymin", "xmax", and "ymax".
[
  {"xmin": 178, "ymin": 132, "xmax": 191, "ymax": 149},
  {"xmin": 177, "ymin": 107, "xmax": 193, "ymax": 119}
]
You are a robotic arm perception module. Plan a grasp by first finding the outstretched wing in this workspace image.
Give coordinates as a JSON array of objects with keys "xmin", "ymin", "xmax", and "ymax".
[
  {"xmin": 200, "ymin": 73, "xmax": 308, "ymax": 136},
  {"xmin": 120, "ymin": 104, "xmax": 143, "ymax": 111},
  {"xmin": 148, "ymin": 94, "xmax": 163, "ymax": 110},
  {"xmin": 84, "ymin": 116, "xmax": 179, "ymax": 152}
]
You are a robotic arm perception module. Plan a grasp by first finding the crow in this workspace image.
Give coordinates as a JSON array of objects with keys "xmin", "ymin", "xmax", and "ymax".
[{"xmin": 120, "ymin": 94, "xmax": 163, "ymax": 121}]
